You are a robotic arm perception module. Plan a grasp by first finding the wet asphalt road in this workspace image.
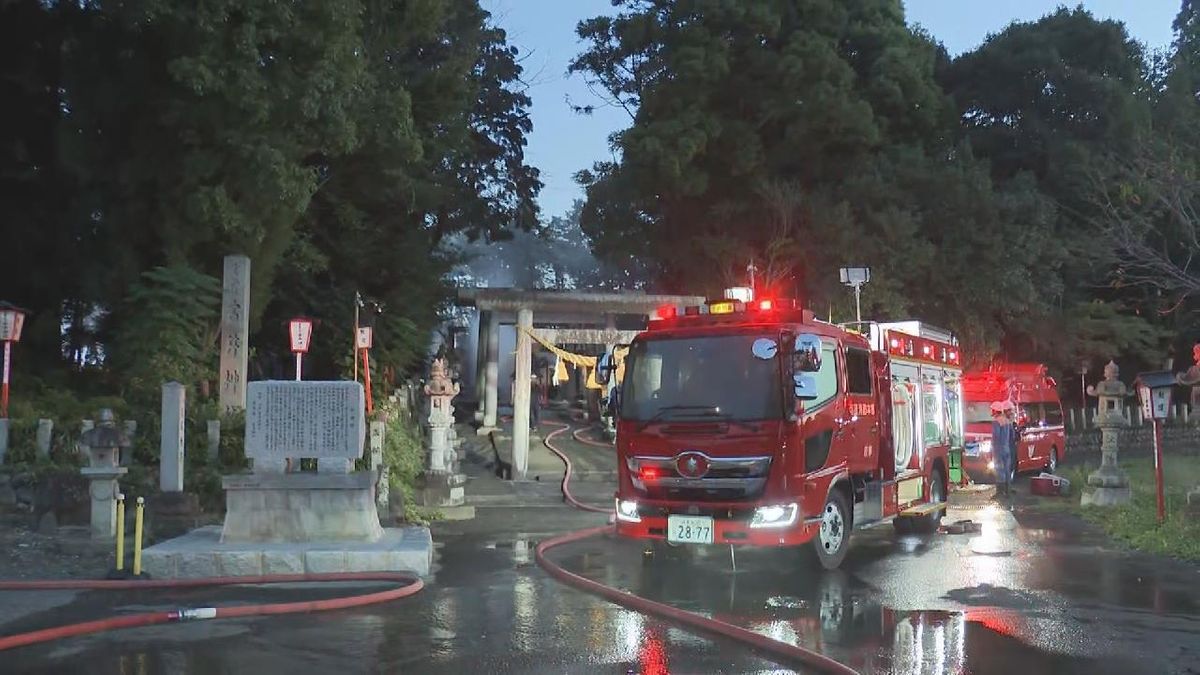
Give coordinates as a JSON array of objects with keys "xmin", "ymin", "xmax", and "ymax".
[{"xmin": 3, "ymin": 494, "xmax": 1200, "ymax": 674}]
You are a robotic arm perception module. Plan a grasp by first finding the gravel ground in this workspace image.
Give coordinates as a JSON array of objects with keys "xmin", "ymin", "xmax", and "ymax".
[{"xmin": 0, "ymin": 514, "xmax": 113, "ymax": 581}]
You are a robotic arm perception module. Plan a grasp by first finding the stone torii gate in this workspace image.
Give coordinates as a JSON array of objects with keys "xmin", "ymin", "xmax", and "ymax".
[{"xmin": 456, "ymin": 288, "xmax": 704, "ymax": 479}]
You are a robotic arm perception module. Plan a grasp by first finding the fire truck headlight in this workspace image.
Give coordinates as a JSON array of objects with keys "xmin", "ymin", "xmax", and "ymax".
[
  {"xmin": 616, "ymin": 499, "xmax": 641, "ymax": 523},
  {"xmin": 749, "ymin": 503, "xmax": 798, "ymax": 529},
  {"xmin": 987, "ymin": 460, "xmax": 995, "ymax": 471}
]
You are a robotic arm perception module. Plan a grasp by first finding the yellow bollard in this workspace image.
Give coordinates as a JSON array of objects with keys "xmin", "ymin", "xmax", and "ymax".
[
  {"xmin": 115, "ymin": 493, "xmax": 126, "ymax": 571},
  {"xmin": 133, "ymin": 496, "xmax": 145, "ymax": 576}
]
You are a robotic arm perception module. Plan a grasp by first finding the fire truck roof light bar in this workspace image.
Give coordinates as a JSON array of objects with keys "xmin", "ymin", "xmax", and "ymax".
[{"xmin": 649, "ymin": 298, "xmax": 799, "ymax": 322}]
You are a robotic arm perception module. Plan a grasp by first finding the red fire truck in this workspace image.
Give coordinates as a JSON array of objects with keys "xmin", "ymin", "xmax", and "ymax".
[
  {"xmin": 606, "ymin": 297, "xmax": 965, "ymax": 569},
  {"xmin": 962, "ymin": 363, "xmax": 1065, "ymax": 483}
]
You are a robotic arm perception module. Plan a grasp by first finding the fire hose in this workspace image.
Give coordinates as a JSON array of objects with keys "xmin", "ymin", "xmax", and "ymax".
[
  {"xmin": 536, "ymin": 421, "xmax": 859, "ymax": 675},
  {"xmin": 571, "ymin": 425, "xmax": 614, "ymax": 449},
  {"xmin": 0, "ymin": 572, "xmax": 422, "ymax": 652}
]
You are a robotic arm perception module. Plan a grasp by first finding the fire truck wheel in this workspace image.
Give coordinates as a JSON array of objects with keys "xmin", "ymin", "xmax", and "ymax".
[
  {"xmin": 911, "ymin": 468, "xmax": 946, "ymax": 535},
  {"xmin": 813, "ymin": 490, "xmax": 851, "ymax": 570}
]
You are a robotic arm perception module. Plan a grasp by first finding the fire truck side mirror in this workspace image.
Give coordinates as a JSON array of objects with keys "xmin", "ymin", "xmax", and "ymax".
[
  {"xmin": 793, "ymin": 334, "xmax": 823, "ymax": 373},
  {"xmin": 794, "ymin": 373, "xmax": 818, "ymax": 401},
  {"xmin": 596, "ymin": 351, "xmax": 614, "ymax": 386}
]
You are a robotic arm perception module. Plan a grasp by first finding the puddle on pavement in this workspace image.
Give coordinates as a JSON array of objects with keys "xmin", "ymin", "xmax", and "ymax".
[{"xmin": 549, "ymin": 534, "xmax": 1155, "ymax": 674}]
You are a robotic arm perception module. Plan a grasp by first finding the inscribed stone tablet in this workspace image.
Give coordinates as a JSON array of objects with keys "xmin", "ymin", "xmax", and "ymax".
[{"xmin": 244, "ymin": 381, "xmax": 365, "ymax": 461}]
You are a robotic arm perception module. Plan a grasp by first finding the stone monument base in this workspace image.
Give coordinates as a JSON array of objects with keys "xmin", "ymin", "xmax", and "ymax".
[
  {"xmin": 140, "ymin": 525, "xmax": 432, "ymax": 578},
  {"xmin": 149, "ymin": 492, "xmax": 202, "ymax": 541},
  {"xmin": 1081, "ymin": 486, "xmax": 1132, "ymax": 507},
  {"xmin": 221, "ymin": 472, "xmax": 383, "ymax": 543},
  {"xmin": 418, "ymin": 471, "xmax": 466, "ymax": 509}
]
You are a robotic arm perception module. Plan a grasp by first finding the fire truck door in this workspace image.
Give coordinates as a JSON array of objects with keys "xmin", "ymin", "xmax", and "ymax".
[{"xmin": 842, "ymin": 346, "xmax": 879, "ymax": 474}]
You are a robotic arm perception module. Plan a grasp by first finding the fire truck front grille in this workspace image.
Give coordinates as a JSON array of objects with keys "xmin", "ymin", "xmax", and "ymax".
[
  {"xmin": 628, "ymin": 454, "xmax": 772, "ymax": 501},
  {"xmin": 642, "ymin": 483, "xmax": 766, "ymax": 501}
]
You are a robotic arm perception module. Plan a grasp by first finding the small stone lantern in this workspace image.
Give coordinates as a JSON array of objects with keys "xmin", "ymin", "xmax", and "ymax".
[
  {"xmin": 419, "ymin": 358, "xmax": 466, "ymax": 509},
  {"xmin": 1081, "ymin": 361, "xmax": 1132, "ymax": 506},
  {"xmin": 79, "ymin": 409, "xmax": 131, "ymax": 538}
]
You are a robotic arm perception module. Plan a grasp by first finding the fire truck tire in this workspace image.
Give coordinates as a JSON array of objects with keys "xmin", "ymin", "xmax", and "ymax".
[{"xmin": 813, "ymin": 490, "xmax": 851, "ymax": 570}]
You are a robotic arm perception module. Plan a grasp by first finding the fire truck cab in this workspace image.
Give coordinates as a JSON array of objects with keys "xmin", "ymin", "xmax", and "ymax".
[{"xmin": 610, "ymin": 297, "xmax": 964, "ymax": 569}]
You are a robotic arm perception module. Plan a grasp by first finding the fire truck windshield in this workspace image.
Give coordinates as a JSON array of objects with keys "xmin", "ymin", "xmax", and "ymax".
[
  {"xmin": 621, "ymin": 334, "xmax": 783, "ymax": 422},
  {"xmin": 965, "ymin": 402, "xmax": 994, "ymax": 424}
]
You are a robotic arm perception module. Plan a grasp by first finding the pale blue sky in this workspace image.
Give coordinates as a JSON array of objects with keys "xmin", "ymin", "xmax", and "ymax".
[{"xmin": 484, "ymin": 0, "xmax": 1180, "ymax": 218}]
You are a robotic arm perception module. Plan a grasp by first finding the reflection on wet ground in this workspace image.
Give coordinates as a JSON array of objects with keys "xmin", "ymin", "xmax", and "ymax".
[{"xmin": 3, "ymin": 500, "xmax": 1200, "ymax": 674}]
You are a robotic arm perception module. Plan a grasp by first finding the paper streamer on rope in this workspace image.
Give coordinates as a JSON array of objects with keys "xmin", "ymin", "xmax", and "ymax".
[{"xmin": 519, "ymin": 327, "xmax": 629, "ymax": 390}]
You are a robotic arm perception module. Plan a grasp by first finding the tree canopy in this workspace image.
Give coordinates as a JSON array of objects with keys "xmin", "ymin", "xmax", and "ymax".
[
  {"xmin": 0, "ymin": 0, "xmax": 538, "ymax": 401},
  {"xmin": 571, "ymin": 0, "xmax": 1193, "ymax": 373}
]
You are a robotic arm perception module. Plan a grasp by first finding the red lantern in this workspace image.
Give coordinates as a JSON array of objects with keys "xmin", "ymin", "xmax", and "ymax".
[
  {"xmin": 288, "ymin": 317, "xmax": 314, "ymax": 381},
  {"xmin": 0, "ymin": 302, "xmax": 28, "ymax": 418},
  {"xmin": 289, "ymin": 317, "xmax": 314, "ymax": 354}
]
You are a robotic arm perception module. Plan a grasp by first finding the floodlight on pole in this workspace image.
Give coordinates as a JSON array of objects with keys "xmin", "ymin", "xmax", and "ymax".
[{"xmin": 839, "ymin": 267, "xmax": 871, "ymax": 324}]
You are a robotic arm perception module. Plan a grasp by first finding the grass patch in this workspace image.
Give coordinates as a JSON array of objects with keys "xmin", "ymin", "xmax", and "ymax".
[{"xmin": 1053, "ymin": 454, "xmax": 1200, "ymax": 561}]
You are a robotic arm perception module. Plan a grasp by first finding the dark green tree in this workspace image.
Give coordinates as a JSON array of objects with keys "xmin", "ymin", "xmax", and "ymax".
[{"xmin": 571, "ymin": 0, "xmax": 1058, "ymax": 361}]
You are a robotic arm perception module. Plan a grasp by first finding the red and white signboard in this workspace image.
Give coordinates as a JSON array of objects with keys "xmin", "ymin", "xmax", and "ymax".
[
  {"xmin": 0, "ymin": 310, "xmax": 25, "ymax": 342},
  {"xmin": 356, "ymin": 326, "xmax": 373, "ymax": 350}
]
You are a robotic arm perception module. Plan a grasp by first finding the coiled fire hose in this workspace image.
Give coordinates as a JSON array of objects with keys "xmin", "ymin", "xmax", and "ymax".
[{"xmin": 536, "ymin": 421, "xmax": 859, "ymax": 675}]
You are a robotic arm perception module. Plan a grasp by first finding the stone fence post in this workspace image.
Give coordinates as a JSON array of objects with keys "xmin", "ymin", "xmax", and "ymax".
[{"xmin": 35, "ymin": 419, "xmax": 52, "ymax": 459}]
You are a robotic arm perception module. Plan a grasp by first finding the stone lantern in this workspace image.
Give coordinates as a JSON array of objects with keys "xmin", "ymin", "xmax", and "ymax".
[
  {"xmin": 1081, "ymin": 361, "xmax": 1132, "ymax": 506},
  {"xmin": 419, "ymin": 358, "xmax": 466, "ymax": 509},
  {"xmin": 79, "ymin": 409, "xmax": 131, "ymax": 538},
  {"xmin": 1176, "ymin": 344, "xmax": 1200, "ymax": 513}
]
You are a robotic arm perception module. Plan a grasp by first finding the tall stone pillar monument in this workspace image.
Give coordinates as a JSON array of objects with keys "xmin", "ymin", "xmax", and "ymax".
[
  {"xmin": 1081, "ymin": 360, "xmax": 1132, "ymax": 506},
  {"xmin": 219, "ymin": 255, "xmax": 251, "ymax": 415}
]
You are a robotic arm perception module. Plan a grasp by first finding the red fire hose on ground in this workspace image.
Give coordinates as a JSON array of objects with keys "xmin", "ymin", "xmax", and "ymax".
[
  {"xmin": 536, "ymin": 421, "xmax": 859, "ymax": 675},
  {"xmin": 0, "ymin": 572, "xmax": 423, "ymax": 652},
  {"xmin": 571, "ymin": 425, "xmax": 613, "ymax": 449}
]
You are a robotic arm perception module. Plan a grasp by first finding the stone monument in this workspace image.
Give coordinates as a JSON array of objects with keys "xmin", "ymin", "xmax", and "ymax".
[
  {"xmin": 140, "ymin": 380, "xmax": 432, "ymax": 578},
  {"xmin": 418, "ymin": 359, "xmax": 469, "ymax": 513},
  {"xmin": 223, "ymin": 380, "xmax": 378, "ymax": 541},
  {"xmin": 1081, "ymin": 361, "xmax": 1133, "ymax": 506},
  {"xmin": 151, "ymin": 382, "xmax": 200, "ymax": 537},
  {"xmin": 218, "ymin": 254, "xmax": 251, "ymax": 415},
  {"xmin": 35, "ymin": 418, "xmax": 52, "ymax": 459},
  {"xmin": 79, "ymin": 410, "xmax": 130, "ymax": 539}
]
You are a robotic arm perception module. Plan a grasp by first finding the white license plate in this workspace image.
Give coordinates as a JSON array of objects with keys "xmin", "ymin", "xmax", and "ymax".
[{"xmin": 667, "ymin": 515, "xmax": 714, "ymax": 544}]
